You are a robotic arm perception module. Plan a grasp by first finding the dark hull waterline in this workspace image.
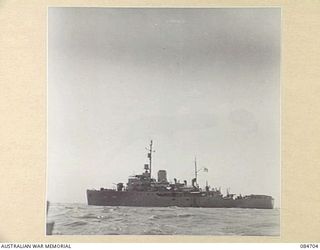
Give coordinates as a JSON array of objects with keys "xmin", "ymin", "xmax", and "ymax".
[{"xmin": 87, "ymin": 189, "xmax": 274, "ymax": 209}]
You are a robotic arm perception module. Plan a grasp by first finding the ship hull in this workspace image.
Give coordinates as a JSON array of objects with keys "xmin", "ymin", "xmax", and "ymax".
[{"xmin": 87, "ymin": 189, "xmax": 274, "ymax": 209}]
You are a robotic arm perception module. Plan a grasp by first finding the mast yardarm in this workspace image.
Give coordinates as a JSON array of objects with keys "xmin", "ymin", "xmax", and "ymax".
[{"xmin": 146, "ymin": 140, "xmax": 155, "ymax": 178}]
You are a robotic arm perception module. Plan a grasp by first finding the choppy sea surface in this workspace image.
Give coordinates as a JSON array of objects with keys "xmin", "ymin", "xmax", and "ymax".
[{"xmin": 47, "ymin": 203, "xmax": 280, "ymax": 236}]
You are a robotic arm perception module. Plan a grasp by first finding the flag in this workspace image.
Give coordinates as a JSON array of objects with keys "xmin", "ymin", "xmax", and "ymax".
[{"xmin": 203, "ymin": 167, "xmax": 208, "ymax": 172}]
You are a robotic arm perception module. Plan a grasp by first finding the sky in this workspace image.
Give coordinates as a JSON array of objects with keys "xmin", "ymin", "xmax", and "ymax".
[{"xmin": 48, "ymin": 8, "xmax": 280, "ymax": 206}]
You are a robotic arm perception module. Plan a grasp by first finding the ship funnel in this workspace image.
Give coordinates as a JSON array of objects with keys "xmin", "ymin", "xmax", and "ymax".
[
  {"xmin": 117, "ymin": 183, "xmax": 124, "ymax": 191},
  {"xmin": 157, "ymin": 170, "xmax": 167, "ymax": 183}
]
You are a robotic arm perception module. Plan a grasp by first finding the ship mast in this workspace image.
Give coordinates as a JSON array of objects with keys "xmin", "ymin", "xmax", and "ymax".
[
  {"xmin": 146, "ymin": 140, "xmax": 155, "ymax": 178},
  {"xmin": 194, "ymin": 156, "xmax": 197, "ymax": 185}
]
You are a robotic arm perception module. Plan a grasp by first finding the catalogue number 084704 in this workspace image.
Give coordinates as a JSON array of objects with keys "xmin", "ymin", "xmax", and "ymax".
[{"xmin": 300, "ymin": 244, "xmax": 319, "ymax": 248}]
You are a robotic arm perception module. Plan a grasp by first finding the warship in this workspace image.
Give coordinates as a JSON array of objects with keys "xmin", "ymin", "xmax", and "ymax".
[{"xmin": 87, "ymin": 141, "xmax": 274, "ymax": 209}]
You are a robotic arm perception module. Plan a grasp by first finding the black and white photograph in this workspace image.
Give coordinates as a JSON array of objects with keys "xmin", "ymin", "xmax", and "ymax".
[{"xmin": 47, "ymin": 7, "xmax": 280, "ymax": 236}]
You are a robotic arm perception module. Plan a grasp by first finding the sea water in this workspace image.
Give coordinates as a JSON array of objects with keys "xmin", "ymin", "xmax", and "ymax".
[{"xmin": 47, "ymin": 203, "xmax": 280, "ymax": 236}]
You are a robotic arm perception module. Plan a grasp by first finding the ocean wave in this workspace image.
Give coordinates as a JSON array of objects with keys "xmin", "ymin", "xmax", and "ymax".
[
  {"xmin": 64, "ymin": 221, "xmax": 88, "ymax": 227},
  {"xmin": 76, "ymin": 213, "xmax": 99, "ymax": 219},
  {"xmin": 177, "ymin": 214, "xmax": 193, "ymax": 218},
  {"xmin": 102, "ymin": 208, "xmax": 115, "ymax": 213},
  {"xmin": 47, "ymin": 203, "xmax": 280, "ymax": 235}
]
